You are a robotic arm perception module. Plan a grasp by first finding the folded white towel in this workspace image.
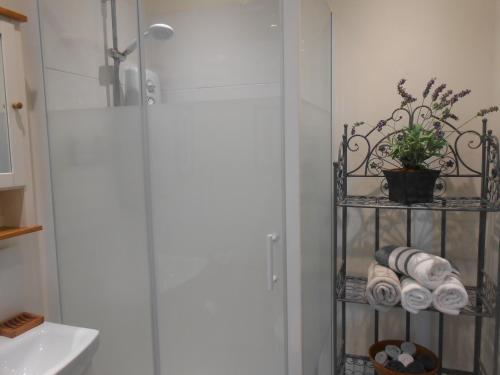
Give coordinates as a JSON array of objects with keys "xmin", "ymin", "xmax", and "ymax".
[
  {"xmin": 401, "ymin": 276, "xmax": 433, "ymax": 314},
  {"xmin": 432, "ymin": 273, "xmax": 469, "ymax": 315},
  {"xmin": 366, "ymin": 261, "xmax": 402, "ymax": 312},
  {"xmin": 375, "ymin": 245, "xmax": 452, "ymax": 290}
]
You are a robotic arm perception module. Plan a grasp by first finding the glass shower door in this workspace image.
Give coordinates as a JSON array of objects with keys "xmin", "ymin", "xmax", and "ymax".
[
  {"xmin": 39, "ymin": 0, "xmax": 287, "ymax": 373},
  {"xmin": 142, "ymin": 0, "xmax": 287, "ymax": 374},
  {"xmin": 38, "ymin": 1, "xmax": 155, "ymax": 374}
]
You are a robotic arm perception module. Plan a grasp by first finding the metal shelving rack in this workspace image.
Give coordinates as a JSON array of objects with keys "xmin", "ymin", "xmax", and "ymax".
[{"xmin": 332, "ymin": 105, "xmax": 500, "ymax": 375}]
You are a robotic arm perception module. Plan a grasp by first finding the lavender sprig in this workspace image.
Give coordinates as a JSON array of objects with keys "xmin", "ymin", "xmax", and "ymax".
[
  {"xmin": 435, "ymin": 89, "xmax": 471, "ymax": 111},
  {"xmin": 477, "ymin": 106, "xmax": 499, "ymax": 117},
  {"xmin": 376, "ymin": 120, "xmax": 387, "ymax": 132},
  {"xmin": 431, "ymin": 84, "xmax": 447, "ymax": 102},
  {"xmin": 441, "ymin": 108, "xmax": 459, "ymax": 121},
  {"xmin": 440, "ymin": 90, "xmax": 453, "ymax": 103},
  {"xmin": 348, "ymin": 79, "xmax": 498, "ymax": 160},
  {"xmin": 450, "ymin": 89, "xmax": 471, "ymax": 105},
  {"xmin": 423, "ymin": 77, "xmax": 436, "ymax": 98},
  {"xmin": 397, "ymin": 79, "xmax": 417, "ymax": 108},
  {"xmin": 350, "ymin": 121, "xmax": 365, "ymax": 135},
  {"xmin": 435, "ymin": 129, "xmax": 445, "ymax": 139},
  {"xmin": 453, "ymin": 105, "xmax": 499, "ymax": 133},
  {"xmin": 456, "ymin": 89, "xmax": 471, "ymax": 98}
]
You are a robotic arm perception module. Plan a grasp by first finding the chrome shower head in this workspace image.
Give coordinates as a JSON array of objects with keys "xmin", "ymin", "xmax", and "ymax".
[
  {"xmin": 146, "ymin": 24, "xmax": 175, "ymax": 40},
  {"xmin": 121, "ymin": 23, "xmax": 174, "ymax": 57}
]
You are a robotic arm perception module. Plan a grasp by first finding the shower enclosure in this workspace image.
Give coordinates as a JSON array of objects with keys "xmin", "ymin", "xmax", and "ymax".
[{"xmin": 37, "ymin": 0, "xmax": 332, "ymax": 374}]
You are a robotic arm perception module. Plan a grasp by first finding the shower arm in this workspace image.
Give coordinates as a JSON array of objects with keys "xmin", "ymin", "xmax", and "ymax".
[
  {"xmin": 108, "ymin": 47, "xmax": 127, "ymax": 63},
  {"xmin": 108, "ymin": 36, "xmax": 140, "ymax": 62}
]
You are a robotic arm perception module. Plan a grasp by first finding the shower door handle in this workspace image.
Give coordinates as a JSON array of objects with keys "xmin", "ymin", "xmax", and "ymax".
[{"xmin": 267, "ymin": 233, "xmax": 278, "ymax": 291}]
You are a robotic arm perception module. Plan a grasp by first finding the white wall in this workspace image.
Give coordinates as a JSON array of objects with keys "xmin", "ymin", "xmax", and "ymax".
[
  {"xmin": 496, "ymin": 0, "xmax": 500, "ymax": 104},
  {"xmin": 0, "ymin": 0, "xmax": 52, "ymax": 323},
  {"xmin": 332, "ymin": 0, "xmax": 499, "ymax": 371}
]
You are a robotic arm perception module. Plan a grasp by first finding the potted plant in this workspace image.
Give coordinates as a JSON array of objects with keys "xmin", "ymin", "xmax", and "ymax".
[
  {"xmin": 353, "ymin": 78, "xmax": 498, "ymax": 204},
  {"xmin": 383, "ymin": 122, "xmax": 445, "ymax": 204}
]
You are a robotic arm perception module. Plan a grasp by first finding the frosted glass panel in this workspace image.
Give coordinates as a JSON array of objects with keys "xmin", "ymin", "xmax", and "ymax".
[
  {"xmin": 300, "ymin": 1, "xmax": 332, "ymax": 375},
  {"xmin": 144, "ymin": 0, "xmax": 286, "ymax": 374},
  {"xmin": 39, "ymin": 0, "xmax": 155, "ymax": 373},
  {"xmin": 148, "ymin": 98, "xmax": 285, "ymax": 375},
  {"xmin": 47, "ymin": 107, "xmax": 154, "ymax": 375},
  {"xmin": 41, "ymin": 0, "xmax": 287, "ymax": 374}
]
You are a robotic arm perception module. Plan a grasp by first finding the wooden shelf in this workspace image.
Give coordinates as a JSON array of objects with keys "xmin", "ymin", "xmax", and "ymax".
[
  {"xmin": 0, "ymin": 226, "xmax": 42, "ymax": 240},
  {"xmin": 0, "ymin": 7, "xmax": 27, "ymax": 23}
]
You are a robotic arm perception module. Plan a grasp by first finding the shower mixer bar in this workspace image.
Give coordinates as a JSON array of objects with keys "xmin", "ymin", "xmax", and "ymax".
[{"xmin": 102, "ymin": 0, "xmax": 173, "ymax": 106}]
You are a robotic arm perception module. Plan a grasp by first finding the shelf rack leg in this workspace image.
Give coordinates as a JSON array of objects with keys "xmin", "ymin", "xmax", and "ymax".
[
  {"xmin": 474, "ymin": 211, "xmax": 487, "ymax": 375},
  {"xmin": 374, "ymin": 208, "xmax": 380, "ymax": 343},
  {"xmin": 406, "ymin": 209, "xmax": 412, "ymax": 341},
  {"xmin": 342, "ymin": 205, "xmax": 347, "ymax": 364},
  {"xmin": 332, "ymin": 162, "xmax": 338, "ymax": 375},
  {"xmin": 438, "ymin": 202, "xmax": 447, "ymax": 374},
  {"xmin": 494, "ymin": 235, "xmax": 500, "ymax": 375},
  {"xmin": 474, "ymin": 119, "xmax": 489, "ymax": 375},
  {"xmin": 493, "ymin": 234, "xmax": 500, "ymax": 375},
  {"xmin": 341, "ymin": 126, "xmax": 348, "ymax": 367}
]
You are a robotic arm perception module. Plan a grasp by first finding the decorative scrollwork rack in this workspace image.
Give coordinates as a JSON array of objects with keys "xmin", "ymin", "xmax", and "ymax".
[
  {"xmin": 336, "ymin": 104, "xmax": 500, "ymax": 210},
  {"xmin": 332, "ymin": 105, "xmax": 500, "ymax": 375}
]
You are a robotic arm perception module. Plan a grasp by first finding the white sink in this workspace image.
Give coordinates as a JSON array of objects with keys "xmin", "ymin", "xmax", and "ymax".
[{"xmin": 0, "ymin": 322, "xmax": 99, "ymax": 375}]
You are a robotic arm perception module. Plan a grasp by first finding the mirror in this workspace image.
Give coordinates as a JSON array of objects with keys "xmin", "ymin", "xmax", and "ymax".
[{"xmin": 0, "ymin": 35, "xmax": 11, "ymax": 174}]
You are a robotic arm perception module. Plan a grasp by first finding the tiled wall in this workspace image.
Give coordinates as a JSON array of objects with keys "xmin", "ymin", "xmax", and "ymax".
[
  {"xmin": 143, "ymin": 0, "xmax": 281, "ymax": 103},
  {"xmin": 39, "ymin": 0, "xmax": 139, "ymax": 110}
]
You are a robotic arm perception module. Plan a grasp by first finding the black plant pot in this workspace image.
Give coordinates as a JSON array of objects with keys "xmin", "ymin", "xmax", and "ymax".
[{"xmin": 383, "ymin": 169, "xmax": 440, "ymax": 204}]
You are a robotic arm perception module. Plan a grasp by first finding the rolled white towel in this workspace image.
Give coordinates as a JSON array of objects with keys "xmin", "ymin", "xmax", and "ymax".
[
  {"xmin": 398, "ymin": 353, "xmax": 414, "ymax": 367},
  {"xmin": 401, "ymin": 341, "xmax": 416, "ymax": 356},
  {"xmin": 432, "ymin": 273, "xmax": 469, "ymax": 315},
  {"xmin": 375, "ymin": 351, "xmax": 388, "ymax": 365},
  {"xmin": 401, "ymin": 276, "xmax": 433, "ymax": 314},
  {"xmin": 375, "ymin": 245, "xmax": 452, "ymax": 290},
  {"xmin": 366, "ymin": 261, "xmax": 401, "ymax": 312},
  {"xmin": 385, "ymin": 345, "xmax": 401, "ymax": 359}
]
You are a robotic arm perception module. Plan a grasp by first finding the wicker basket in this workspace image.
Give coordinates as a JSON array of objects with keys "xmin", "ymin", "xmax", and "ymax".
[{"xmin": 368, "ymin": 340, "xmax": 440, "ymax": 375}]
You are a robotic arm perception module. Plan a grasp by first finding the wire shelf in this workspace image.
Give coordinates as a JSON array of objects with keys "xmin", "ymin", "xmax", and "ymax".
[
  {"xmin": 336, "ymin": 273, "xmax": 496, "ymax": 318},
  {"xmin": 338, "ymin": 355, "xmax": 483, "ymax": 375},
  {"xmin": 339, "ymin": 355, "xmax": 374, "ymax": 375},
  {"xmin": 334, "ymin": 117, "xmax": 500, "ymax": 375},
  {"xmin": 337, "ymin": 196, "xmax": 500, "ymax": 212}
]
